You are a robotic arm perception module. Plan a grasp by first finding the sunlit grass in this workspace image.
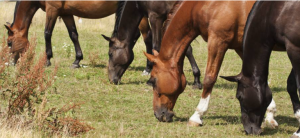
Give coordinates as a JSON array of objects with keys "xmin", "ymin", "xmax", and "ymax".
[{"xmin": 0, "ymin": 2, "xmax": 296, "ymax": 137}]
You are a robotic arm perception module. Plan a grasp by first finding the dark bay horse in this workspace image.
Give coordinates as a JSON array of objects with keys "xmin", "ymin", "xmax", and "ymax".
[
  {"xmin": 102, "ymin": 1, "xmax": 202, "ymax": 89},
  {"xmin": 221, "ymin": 1, "xmax": 300, "ymax": 136},
  {"xmin": 144, "ymin": 1, "xmax": 278, "ymax": 127},
  {"xmin": 5, "ymin": 1, "xmax": 151, "ymax": 68}
]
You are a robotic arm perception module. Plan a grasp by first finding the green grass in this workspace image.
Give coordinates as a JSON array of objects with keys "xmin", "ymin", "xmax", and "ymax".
[{"xmin": 0, "ymin": 2, "xmax": 297, "ymax": 138}]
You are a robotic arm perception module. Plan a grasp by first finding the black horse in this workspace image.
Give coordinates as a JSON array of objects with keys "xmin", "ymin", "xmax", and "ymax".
[
  {"xmin": 221, "ymin": 1, "xmax": 300, "ymax": 137},
  {"xmin": 102, "ymin": 1, "xmax": 202, "ymax": 89}
]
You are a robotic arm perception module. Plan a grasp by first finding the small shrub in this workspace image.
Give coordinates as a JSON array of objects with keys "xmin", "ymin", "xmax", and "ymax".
[
  {"xmin": 0, "ymin": 35, "xmax": 94, "ymax": 136},
  {"xmin": 89, "ymin": 51, "xmax": 100, "ymax": 67}
]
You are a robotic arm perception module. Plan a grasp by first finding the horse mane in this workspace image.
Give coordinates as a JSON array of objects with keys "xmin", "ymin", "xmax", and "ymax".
[
  {"xmin": 242, "ymin": 1, "xmax": 261, "ymax": 50},
  {"xmin": 112, "ymin": 1, "xmax": 126, "ymax": 37},
  {"xmin": 162, "ymin": 1, "xmax": 183, "ymax": 35},
  {"xmin": 11, "ymin": 1, "xmax": 20, "ymax": 27}
]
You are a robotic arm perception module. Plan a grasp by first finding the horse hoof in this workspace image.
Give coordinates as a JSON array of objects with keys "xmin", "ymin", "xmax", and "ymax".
[
  {"xmin": 142, "ymin": 70, "xmax": 150, "ymax": 76},
  {"xmin": 70, "ymin": 64, "xmax": 80, "ymax": 69},
  {"xmin": 192, "ymin": 83, "xmax": 203, "ymax": 90},
  {"xmin": 46, "ymin": 60, "xmax": 51, "ymax": 67},
  {"xmin": 262, "ymin": 118, "xmax": 278, "ymax": 129},
  {"xmin": 187, "ymin": 120, "xmax": 202, "ymax": 127}
]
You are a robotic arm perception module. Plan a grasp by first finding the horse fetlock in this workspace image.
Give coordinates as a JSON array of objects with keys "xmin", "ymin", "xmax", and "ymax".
[{"xmin": 188, "ymin": 111, "xmax": 203, "ymax": 126}]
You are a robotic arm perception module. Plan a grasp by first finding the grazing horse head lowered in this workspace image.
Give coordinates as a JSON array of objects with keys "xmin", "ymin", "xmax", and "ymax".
[
  {"xmin": 222, "ymin": 1, "xmax": 300, "ymax": 136},
  {"xmin": 144, "ymin": 50, "xmax": 186, "ymax": 122}
]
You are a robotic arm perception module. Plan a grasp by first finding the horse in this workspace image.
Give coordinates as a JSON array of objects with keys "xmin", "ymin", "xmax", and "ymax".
[
  {"xmin": 144, "ymin": 1, "xmax": 279, "ymax": 127},
  {"xmin": 5, "ymin": 1, "xmax": 151, "ymax": 68},
  {"xmin": 102, "ymin": 1, "xmax": 202, "ymax": 89},
  {"xmin": 221, "ymin": 1, "xmax": 300, "ymax": 136}
]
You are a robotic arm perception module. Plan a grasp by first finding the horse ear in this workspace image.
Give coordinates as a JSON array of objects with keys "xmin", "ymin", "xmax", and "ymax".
[
  {"xmin": 220, "ymin": 75, "xmax": 240, "ymax": 82},
  {"xmin": 152, "ymin": 49, "xmax": 159, "ymax": 56},
  {"xmin": 102, "ymin": 34, "xmax": 111, "ymax": 42},
  {"xmin": 6, "ymin": 22, "xmax": 11, "ymax": 26},
  {"xmin": 144, "ymin": 51, "xmax": 156, "ymax": 63},
  {"xmin": 4, "ymin": 24, "xmax": 13, "ymax": 34}
]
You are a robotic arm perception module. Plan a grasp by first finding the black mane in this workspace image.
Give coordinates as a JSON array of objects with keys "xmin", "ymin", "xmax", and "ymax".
[
  {"xmin": 112, "ymin": 1, "xmax": 126, "ymax": 37},
  {"xmin": 11, "ymin": 1, "xmax": 20, "ymax": 27}
]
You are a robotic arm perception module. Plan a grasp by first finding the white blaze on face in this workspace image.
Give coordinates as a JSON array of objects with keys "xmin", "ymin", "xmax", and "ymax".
[{"xmin": 189, "ymin": 94, "xmax": 211, "ymax": 125}]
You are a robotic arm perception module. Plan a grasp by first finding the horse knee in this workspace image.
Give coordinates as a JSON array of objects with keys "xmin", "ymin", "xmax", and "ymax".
[{"xmin": 203, "ymin": 76, "xmax": 216, "ymax": 88}]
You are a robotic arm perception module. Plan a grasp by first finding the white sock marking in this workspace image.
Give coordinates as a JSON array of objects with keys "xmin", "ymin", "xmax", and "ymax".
[
  {"xmin": 264, "ymin": 99, "xmax": 278, "ymax": 128},
  {"xmin": 189, "ymin": 95, "xmax": 210, "ymax": 124}
]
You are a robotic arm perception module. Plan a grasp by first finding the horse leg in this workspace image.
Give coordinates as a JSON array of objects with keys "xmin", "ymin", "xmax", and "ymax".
[
  {"xmin": 186, "ymin": 45, "xmax": 202, "ymax": 89},
  {"xmin": 44, "ymin": 9, "xmax": 58, "ymax": 67},
  {"xmin": 286, "ymin": 44, "xmax": 300, "ymax": 138},
  {"xmin": 139, "ymin": 17, "xmax": 153, "ymax": 75},
  {"xmin": 234, "ymin": 48, "xmax": 279, "ymax": 128},
  {"xmin": 61, "ymin": 15, "xmax": 83, "ymax": 68},
  {"xmin": 149, "ymin": 14, "xmax": 164, "ymax": 52},
  {"xmin": 188, "ymin": 35, "xmax": 228, "ymax": 126}
]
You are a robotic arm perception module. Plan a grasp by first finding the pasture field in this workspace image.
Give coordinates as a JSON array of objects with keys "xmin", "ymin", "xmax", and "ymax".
[{"xmin": 0, "ymin": 2, "xmax": 297, "ymax": 138}]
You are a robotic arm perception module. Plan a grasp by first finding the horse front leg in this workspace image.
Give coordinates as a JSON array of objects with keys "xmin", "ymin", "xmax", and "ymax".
[
  {"xmin": 44, "ymin": 9, "xmax": 58, "ymax": 67},
  {"xmin": 186, "ymin": 45, "xmax": 202, "ymax": 89},
  {"xmin": 188, "ymin": 35, "xmax": 228, "ymax": 126},
  {"xmin": 139, "ymin": 17, "xmax": 153, "ymax": 75},
  {"xmin": 61, "ymin": 15, "xmax": 83, "ymax": 68}
]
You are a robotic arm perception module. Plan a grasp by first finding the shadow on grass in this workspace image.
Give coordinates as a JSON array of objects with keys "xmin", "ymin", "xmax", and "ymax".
[
  {"xmin": 127, "ymin": 66, "xmax": 146, "ymax": 71},
  {"xmin": 88, "ymin": 64, "xmax": 107, "ymax": 69}
]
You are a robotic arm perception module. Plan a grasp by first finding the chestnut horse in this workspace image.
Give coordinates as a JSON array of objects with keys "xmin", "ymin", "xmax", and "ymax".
[
  {"xmin": 222, "ymin": 1, "xmax": 300, "ymax": 136},
  {"xmin": 5, "ymin": 1, "xmax": 151, "ymax": 68},
  {"xmin": 102, "ymin": 1, "xmax": 202, "ymax": 89},
  {"xmin": 144, "ymin": 1, "xmax": 278, "ymax": 127}
]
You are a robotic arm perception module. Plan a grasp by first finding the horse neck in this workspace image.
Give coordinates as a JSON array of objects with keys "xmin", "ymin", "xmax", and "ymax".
[
  {"xmin": 242, "ymin": 12, "xmax": 273, "ymax": 84},
  {"xmin": 12, "ymin": 2, "xmax": 39, "ymax": 38},
  {"xmin": 159, "ymin": 2, "xmax": 197, "ymax": 69},
  {"xmin": 114, "ymin": 1, "xmax": 143, "ymax": 49}
]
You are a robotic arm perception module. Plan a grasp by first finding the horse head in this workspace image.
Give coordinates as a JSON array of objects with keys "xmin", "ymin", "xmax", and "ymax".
[
  {"xmin": 221, "ymin": 74, "xmax": 272, "ymax": 135},
  {"xmin": 5, "ymin": 22, "xmax": 28, "ymax": 63},
  {"xmin": 144, "ymin": 50, "xmax": 186, "ymax": 122},
  {"xmin": 102, "ymin": 34, "xmax": 134, "ymax": 84}
]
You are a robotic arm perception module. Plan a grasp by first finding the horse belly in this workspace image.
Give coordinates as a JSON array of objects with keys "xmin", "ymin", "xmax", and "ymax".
[{"xmin": 61, "ymin": 1, "xmax": 118, "ymax": 19}]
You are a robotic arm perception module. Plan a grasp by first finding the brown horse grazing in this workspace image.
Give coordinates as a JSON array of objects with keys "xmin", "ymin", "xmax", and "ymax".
[
  {"xmin": 221, "ymin": 1, "xmax": 300, "ymax": 136},
  {"xmin": 144, "ymin": 1, "xmax": 279, "ymax": 126},
  {"xmin": 5, "ymin": 1, "xmax": 151, "ymax": 68}
]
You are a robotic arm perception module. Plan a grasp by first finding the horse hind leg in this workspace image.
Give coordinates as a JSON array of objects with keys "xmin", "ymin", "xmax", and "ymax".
[
  {"xmin": 186, "ymin": 45, "xmax": 202, "ymax": 89},
  {"xmin": 62, "ymin": 15, "xmax": 83, "ymax": 68}
]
